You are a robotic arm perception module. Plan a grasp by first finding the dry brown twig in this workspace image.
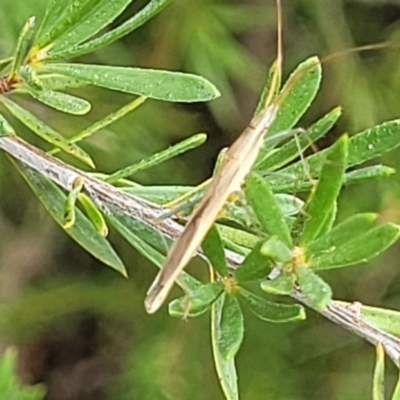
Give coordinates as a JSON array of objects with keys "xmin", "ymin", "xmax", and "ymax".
[{"xmin": 1, "ymin": 134, "xmax": 399, "ymax": 365}]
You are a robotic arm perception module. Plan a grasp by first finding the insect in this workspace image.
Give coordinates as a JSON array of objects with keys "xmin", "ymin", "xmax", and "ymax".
[
  {"xmin": 144, "ymin": 0, "xmax": 285, "ymax": 314},
  {"xmin": 144, "ymin": 0, "xmax": 390, "ymax": 314}
]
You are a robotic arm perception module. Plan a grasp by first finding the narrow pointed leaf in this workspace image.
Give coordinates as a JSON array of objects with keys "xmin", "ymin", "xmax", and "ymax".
[
  {"xmin": 238, "ymin": 287, "xmax": 305, "ymax": 322},
  {"xmin": 48, "ymin": 0, "xmax": 172, "ymax": 60},
  {"xmin": 41, "ymin": 63, "xmax": 220, "ymax": 102},
  {"xmin": 300, "ymin": 135, "xmax": 348, "ymax": 245},
  {"xmin": 317, "ymin": 201, "xmax": 337, "ymax": 238},
  {"xmin": 10, "ymin": 17, "xmax": 36, "ymax": 75},
  {"xmin": 258, "ymin": 106, "xmax": 341, "ymax": 171},
  {"xmin": 217, "ymin": 294, "xmax": 244, "ymax": 360},
  {"xmin": 255, "ymin": 60, "xmax": 281, "ymax": 114},
  {"xmin": 306, "ymin": 213, "xmax": 378, "ymax": 256},
  {"xmin": 27, "ymin": 87, "xmax": 91, "ymax": 115},
  {"xmin": 279, "ymin": 119, "xmax": 400, "ymax": 183},
  {"xmin": 77, "ymin": 193, "xmax": 108, "ymax": 236},
  {"xmin": 217, "ymin": 225, "xmax": 259, "ymax": 251},
  {"xmin": 296, "ymin": 266, "xmax": 332, "ymax": 310},
  {"xmin": 245, "ymin": 172, "xmax": 292, "ymax": 246},
  {"xmin": 35, "ymin": 0, "xmax": 99, "ymax": 48},
  {"xmin": 258, "ymin": 57, "xmax": 322, "ymax": 158},
  {"xmin": 221, "ymin": 236, "xmax": 250, "ymax": 257},
  {"xmin": 107, "ymin": 212, "xmax": 202, "ymax": 294},
  {"xmin": 343, "ymin": 303, "xmax": 400, "ymax": 337},
  {"xmin": 0, "ymin": 115, "xmax": 16, "ymax": 137},
  {"xmin": 261, "ymin": 237, "xmax": 292, "ymax": 263},
  {"xmin": 39, "ymin": 74, "xmax": 87, "ymax": 91},
  {"xmin": 275, "ymin": 194, "xmax": 304, "ymax": 216},
  {"xmin": 16, "ymin": 163, "xmax": 126, "ymax": 276},
  {"xmin": 49, "ymin": 0, "xmax": 132, "ymax": 54},
  {"xmin": 168, "ymin": 281, "xmax": 224, "ymax": 318},
  {"xmin": 270, "ymin": 165, "xmax": 395, "ymax": 194},
  {"xmin": 392, "ymin": 373, "xmax": 400, "ymax": 400},
  {"xmin": 211, "ymin": 295, "xmax": 239, "ymax": 400},
  {"xmin": 0, "ymin": 97, "xmax": 94, "ymax": 167},
  {"xmin": 105, "ymin": 203, "xmax": 173, "ymax": 255},
  {"xmin": 202, "ymin": 225, "xmax": 228, "ymax": 276},
  {"xmin": 34, "ymin": 0, "xmax": 72, "ymax": 46},
  {"xmin": 63, "ymin": 176, "xmax": 83, "ymax": 229},
  {"xmin": 261, "ymin": 273, "xmax": 295, "ymax": 295},
  {"xmin": 234, "ymin": 241, "xmax": 273, "ymax": 283},
  {"xmin": 106, "ymin": 133, "xmax": 207, "ymax": 183},
  {"xmin": 51, "ymin": 96, "xmax": 146, "ymax": 155},
  {"xmin": 373, "ymin": 342, "xmax": 385, "ymax": 400},
  {"xmin": 19, "ymin": 65, "xmax": 44, "ymax": 90},
  {"xmin": 123, "ymin": 185, "xmax": 192, "ymax": 204},
  {"xmin": 310, "ymin": 223, "xmax": 400, "ymax": 270},
  {"xmin": 344, "ymin": 165, "xmax": 395, "ymax": 184}
]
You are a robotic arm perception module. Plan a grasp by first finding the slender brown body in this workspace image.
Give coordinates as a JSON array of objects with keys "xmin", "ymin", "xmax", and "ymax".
[
  {"xmin": 145, "ymin": 0, "xmax": 283, "ymax": 314},
  {"xmin": 145, "ymin": 104, "xmax": 279, "ymax": 313}
]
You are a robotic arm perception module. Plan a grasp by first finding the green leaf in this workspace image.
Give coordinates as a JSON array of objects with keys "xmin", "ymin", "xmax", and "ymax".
[
  {"xmin": 47, "ymin": 0, "xmax": 132, "ymax": 54},
  {"xmin": 261, "ymin": 273, "xmax": 295, "ymax": 295},
  {"xmin": 0, "ymin": 56, "xmax": 12, "ymax": 72},
  {"xmin": 245, "ymin": 172, "xmax": 292, "ymax": 246},
  {"xmin": 392, "ymin": 373, "xmax": 400, "ymax": 400},
  {"xmin": 275, "ymin": 194, "xmax": 304, "ymax": 217},
  {"xmin": 234, "ymin": 241, "xmax": 273, "ymax": 283},
  {"xmin": 258, "ymin": 106, "xmax": 341, "ymax": 172},
  {"xmin": 344, "ymin": 165, "xmax": 395, "ymax": 184},
  {"xmin": 10, "ymin": 17, "xmax": 36, "ymax": 75},
  {"xmin": 34, "ymin": 0, "xmax": 72, "ymax": 47},
  {"xmin": 299, "ymin": 135, "xmax": 348, "ymax": 245},
  {"xmin": 306, "ymin": 213, "xmax": 378, "ymax": 256},
  {"xmin": 0, "ymin": 347, "xmax": 45, "ymax": 400},
  {"xmin": 255, "ymin": 59, "xmax": 281, "ymax": 114},
  {"xmin": 106, "ymin": 133, "xmax": 207, "ymax": 183},
  {"xmin": 50, "ymin": 96, "xmax": 146, "ymax": 155},
  {"xmin": 278, "ymin": 119, "xmax": 400, "ymax": 185},
  {"xmin": 107, "ymin": 212, "xmax": 202, "ymax": 294},
  {"xmin": 0, "ymin": 97, "xmax": 94, "ymax": 167},
  {"xmin": 316, "ymin": 201, "xmax": 337, "ymax": 240},
  {"xmin": 217, "ymin": 293, "xmax": 244, "ymax": 360},
  {"xmin": 350, "ymin": 303, "xmax": 400, "ymax": 337},
  {"xmin": 123, "ymin": 185, "xmax": 193, "ymax": 205},
  {"xmin": 16, "ymin": 163, "xmax": 127, "ymax": 276},
  {"xmin": 261, "ymin": 237, "xmax": 292, "ymax": 263},
  {"xmin": 40, "ymin": 74, "xmax": 87, "ymax": 90},
  {"xmin": 105, "ymin": 203, "xmax": 173, "ymax": 255},
  {"xmin": 35, "ymin": 0, "xmax": 92, "ymax": 47},
  {"xmin": 19, "ymin": 65, "xmax": 45, "ymax": 90},
  {"xmin": 77, "ymin": 193, "xmax": 108, "ymax": 236},
  {"xmin": 168, "ymin": 281, "xmax": 224, "ymax": 318},
  {"xmin": 238, "ymin": 287, "xmax": 305, "ymax": 323},
  {"xmin": 48, "ymin": 0, "xmax": 172, "ymax": 60},
  {"xmin": 373, "ymin": 342, "xmax": 385, "ymax": 400},
  {"xmin": 211, "ymin": 295, "xmax": 239, "ymax": 400},
  {"xmin": 310, "ymin": 223, "xmax": 400, "ymax": 270},
  {"xmin": 258, "ymin": 57, "xmax": 322, "ymax": 159},
  {"xmin": 41, "ymin": 63, "xmax": 220, "ymax": 102},
  {"xmin": 0, "ymin": 114, "xmax": 16, "ymax": 137},
  {"xmin": 270, "ymin": 165, "xmax": 395, "ymax": 194},
  {"xmin": 202, "ymin": 225, "xmax": 228, "ymax": 276},
  {"xmin": 217, "ymin": 224, "xmax": 259, "ymax": 251},
  {"xmin": 27, "ymin": 87, "xmax": 91, "ymax": 115},
  {"xmin": 296, "ymin": 266, "xmax": 332, "ymax": 310},
  {"xmin": 62, "ymin": 176, "xmax": 83, "ymax": 229}
]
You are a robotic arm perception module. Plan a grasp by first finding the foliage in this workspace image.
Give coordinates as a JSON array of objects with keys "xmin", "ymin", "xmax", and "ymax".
[
  {"xmin": 1, "ymin": 1, "xmax": 400, "ymax": 400},
  {"xmin": 0, "ymin": 348, "xmax": 45, "ymax": 400}
]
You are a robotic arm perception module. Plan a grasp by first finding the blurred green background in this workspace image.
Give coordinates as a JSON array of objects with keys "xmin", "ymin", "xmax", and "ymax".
[{"xmin": 1, "ymin": 0, "xmax": 400, "ymax": 399}]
